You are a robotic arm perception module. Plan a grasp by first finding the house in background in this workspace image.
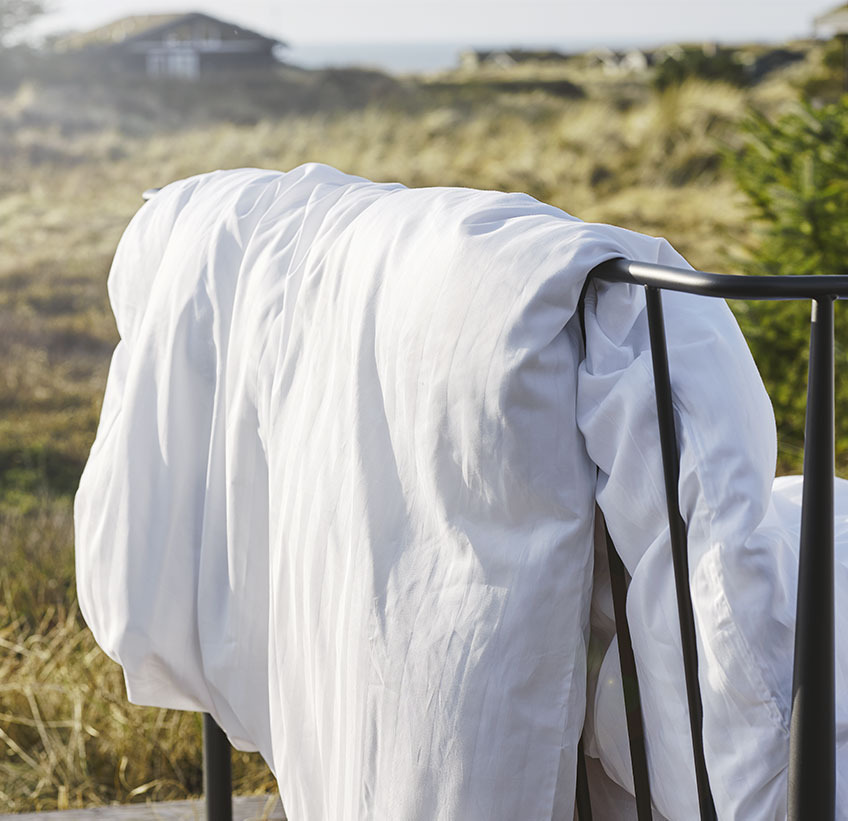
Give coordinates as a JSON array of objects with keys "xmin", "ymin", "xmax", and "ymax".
[
  {"xmin": 55, "ymin": 12, "xmax": 285, "ymax": 79},
  {"xmin": 815, "ymin": 3, "xmax": 848, "ymax": 36},
  {"xmin": 814, "ymin": 2, "xmax": 848, "ymax": 90}
]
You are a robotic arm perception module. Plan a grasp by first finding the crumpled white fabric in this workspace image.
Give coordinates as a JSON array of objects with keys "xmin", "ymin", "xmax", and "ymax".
[
  {"xmin": 76, "ymin": 164, "xmax": 844, "ymax": 820},
  {"xmin": 77, "ymin": 164, "xmax": 686, "ymax": 820}
]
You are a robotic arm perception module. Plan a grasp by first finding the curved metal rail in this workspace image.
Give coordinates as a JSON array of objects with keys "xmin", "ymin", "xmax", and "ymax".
[
  {"xmin": 585, "ymin": 257, "xmax": 840, "ymax": 821},
  {"xmin": 593, "ymin": 256, "xmax": 848, "ymax": 300}
]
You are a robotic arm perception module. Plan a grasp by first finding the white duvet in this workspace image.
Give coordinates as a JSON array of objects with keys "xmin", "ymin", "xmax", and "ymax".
[{"xmin": 75, "ymin": 165, "xmax": 846, "ymax": 820}]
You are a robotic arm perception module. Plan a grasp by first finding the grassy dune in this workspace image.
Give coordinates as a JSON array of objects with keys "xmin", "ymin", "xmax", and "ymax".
[{"xmin": 0, "ymin": 49, "xmax": 826, "ymax": 811}]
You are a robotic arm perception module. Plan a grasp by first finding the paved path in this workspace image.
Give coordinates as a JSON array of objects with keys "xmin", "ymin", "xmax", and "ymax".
[{"xmin": 0, "ymin": 796, "xmax": 285, "ymax": 821}]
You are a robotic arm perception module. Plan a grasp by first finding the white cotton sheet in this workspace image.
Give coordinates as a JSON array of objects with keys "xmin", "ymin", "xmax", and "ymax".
[
  {"xmin": 77, "ymin": 165, "xmax": 690, "ymax": 820},
  {"xmin": 76, "ymin": 164, "xmax": 844, "ymax": 820}
]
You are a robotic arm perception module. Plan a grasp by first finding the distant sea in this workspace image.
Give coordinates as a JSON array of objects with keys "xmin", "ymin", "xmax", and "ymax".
[{"xmin": 283, "ymin": 39, "xmax": 653, "ymax": 75}]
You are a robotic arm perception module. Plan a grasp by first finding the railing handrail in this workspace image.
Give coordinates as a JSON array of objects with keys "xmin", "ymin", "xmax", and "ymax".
[{"xmin": 593, "ymin": 256, "xmax": 848, "ymax": 300}]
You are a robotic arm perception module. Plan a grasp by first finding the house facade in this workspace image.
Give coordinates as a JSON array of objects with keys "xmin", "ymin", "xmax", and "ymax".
[
  {"xmin": 815, "ymin": 3, "xmax": 848, "ymax": 36},
  {"xmin": 57, "ymin": 12, "xmax": 284, "ymax": 78}
]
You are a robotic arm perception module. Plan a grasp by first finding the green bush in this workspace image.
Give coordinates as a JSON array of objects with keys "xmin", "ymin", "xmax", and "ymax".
[{"xmin": 726, "ymin": 99, "xmax": 848, "ymax": 471}]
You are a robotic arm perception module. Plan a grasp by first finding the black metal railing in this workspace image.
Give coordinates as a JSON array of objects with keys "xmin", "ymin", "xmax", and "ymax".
[
  {"xmin": 203, "ymin": 714, "xmax": 233, "ymax": 821},
  {"xmin": 580, "ymin": 257, "xmax": 848, "ymax": 821}
]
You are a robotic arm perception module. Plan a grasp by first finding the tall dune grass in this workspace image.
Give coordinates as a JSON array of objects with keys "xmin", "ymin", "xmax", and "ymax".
[
  {"xmin": 0, "ymin": 59, "xmax": 814, "ymax": 810},
  {"xmin": 0, "ymin": 503, "xmax": 277, "ymax": 812}
]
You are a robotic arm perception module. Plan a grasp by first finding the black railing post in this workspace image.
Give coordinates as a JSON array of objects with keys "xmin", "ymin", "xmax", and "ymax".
[
  {"xmin": 788, "ymin": 297, "xmax": 836, "ymax": 820},
  {"xmin": 203, "ymin": 713, "xmax": 233, "ymax": 821},
  {"xmin": 605, "ymin": 522, "xmax": 653, "ymax": 820},
  {"xmin": 575, "ymin": 736, "xmax": 593, "ymax": 821},
  {"xmin": 644, "ymin": 285, "xmax": 717, "ymax": 821}
]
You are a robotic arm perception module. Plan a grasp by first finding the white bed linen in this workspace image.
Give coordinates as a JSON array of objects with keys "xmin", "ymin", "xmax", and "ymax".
[
  {"xmin": 75, "ymin": 164, "xmax": 844, "ymax": 820},
  {"xmin": 76, "ymin": 164, "xmax": 689, "ymax": 820}
]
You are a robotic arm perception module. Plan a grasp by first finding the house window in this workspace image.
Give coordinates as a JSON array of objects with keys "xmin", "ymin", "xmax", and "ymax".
[
  {"xmin": 146, "ymin": 48, "xmax": 200, "ymax": 79},
  {"xmin": 168, "ymin": 50, "xmax": 200, "ymax": 78},
  {"xmin": 146, "ymin": 51, "xmax": 167, "ymax": 76}
]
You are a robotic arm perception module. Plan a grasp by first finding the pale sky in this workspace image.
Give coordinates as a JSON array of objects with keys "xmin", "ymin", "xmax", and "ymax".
[{"xmin": 34, "ymin": 0, "xmax": 841, "ymax": 45}]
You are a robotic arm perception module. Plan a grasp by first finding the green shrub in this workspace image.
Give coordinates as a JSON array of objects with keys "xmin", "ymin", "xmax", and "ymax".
[{"xmin": 726, "ymin": 99, "xmax": 848, "ymax": 471}]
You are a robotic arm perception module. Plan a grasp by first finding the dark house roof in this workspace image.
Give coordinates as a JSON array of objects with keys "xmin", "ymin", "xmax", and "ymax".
[
  {"xmin": 55, "ymin": 12, "xmax": 285, "ymax": 53},
  {"xmin": 53, "ymin": 12, "xmax": 286, "ymax": 77}
]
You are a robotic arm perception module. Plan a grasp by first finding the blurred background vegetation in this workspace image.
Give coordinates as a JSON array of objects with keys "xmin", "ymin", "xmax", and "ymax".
[{"xmin": 1, "ymin": 0, "xmax": 847, "ymax": 811}]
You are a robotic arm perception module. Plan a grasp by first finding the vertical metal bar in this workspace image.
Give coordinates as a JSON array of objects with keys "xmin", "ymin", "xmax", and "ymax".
[
  {"xmin": 575, "ymin": 736, "xmax": 593, "ymax": 821},
  {"xmin": 788, "ymin": 297, "xmax": 836, "ymax": 820},
  {"xmin": 203, "ymin": 713, "xmax": 233, "ymax": 821},
  {"xmin": 644, "ymin": 286, "xmax": 716, "ymax": 821},
  {"xmin": 605, "ymin": 522, "xmax": 653, "ymax": 820}
]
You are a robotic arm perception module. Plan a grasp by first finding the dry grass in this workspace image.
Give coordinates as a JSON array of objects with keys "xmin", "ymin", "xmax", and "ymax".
[
  {"xmin": 0, "ymin": 504, "xmax": 278, "ymax": 812},
  {"xmin": 0, "ymin": 52, "xmax": 820, "ymax": 811}
]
